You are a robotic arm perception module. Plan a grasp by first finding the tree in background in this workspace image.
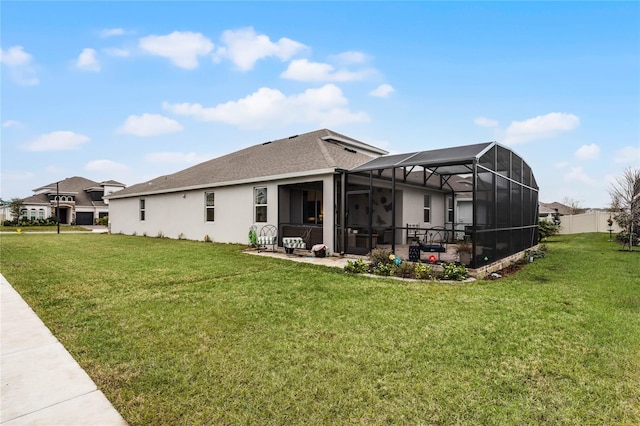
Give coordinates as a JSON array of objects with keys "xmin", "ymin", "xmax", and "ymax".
[
  {"xmin": 8, "ymin": 198, "xmax": 25, "ymax": 225},
  {"xmin": 561, "ymin": 196, "xmax": 586, "ymax": 214},
  {"xmin": 609, "ymin": 167, "xmax": 640, "ymax": 251}
]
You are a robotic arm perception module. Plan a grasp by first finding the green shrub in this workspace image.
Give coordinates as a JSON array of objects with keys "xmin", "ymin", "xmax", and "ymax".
[
  {"xmin": 344, "ymin": 258, "xmax": 369, "ymax": 274},
  {"xmin": 538, "ymin": 219, "xmax": 560, "ymax": 241},
  {"xmin": 524, "ymin": 245, "xmax": 546, "ymax": 261},
  {"xmin": 441, "ymin": 263, "xmax": 468, "ymax": 281},
  {"xmin": 97, "ymin": 216, "xmax": 109, "ymax": 226},
  {"xmin": 394, "ymin": 261, "xmax": 416, "ymax": 279},
  {"xmin": 372, "ymin": 262, "xmax": 395, "ymax": 276},
  {"xmin": 616, "ymin": 231, "xmax": 639, "ymax": 246},
  {"xmin": 248, "ymin": 228, "xmax": 258, "ymax": 247},
  {"xmin": 414, "ymin": 262, "xmax": 432, "ymax": 280},
  {"xmin": 368, "ymin": 248, "xmax": 393, "ymax": 266}
]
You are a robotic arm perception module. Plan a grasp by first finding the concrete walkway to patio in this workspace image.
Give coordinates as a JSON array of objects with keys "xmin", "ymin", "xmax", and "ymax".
[{"xmin": 1, "ymin": 274, "xmax": 127, "ymax": 425}]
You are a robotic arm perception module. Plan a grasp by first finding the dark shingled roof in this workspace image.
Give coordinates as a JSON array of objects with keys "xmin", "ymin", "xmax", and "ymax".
[
  {"xmin": 22, "ymin": 176, "xmax": 110, "ymax": 207},
  {"xmin": 110, "ymin": 129, "xmax": 386, "ymax": 198}
]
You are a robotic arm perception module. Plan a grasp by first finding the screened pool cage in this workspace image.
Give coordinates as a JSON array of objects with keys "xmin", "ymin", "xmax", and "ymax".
[{"xmin": 336, "ymin": 142, "xmax": 539, "ymax": 269}]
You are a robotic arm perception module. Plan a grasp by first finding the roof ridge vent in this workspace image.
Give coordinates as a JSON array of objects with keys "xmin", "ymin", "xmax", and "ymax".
[
  {"xmin": 262, "ymin": 141, "xmax": 272, "ymax": 145},
  {"xmin": 344, "ymin": 147, "xmax": 356, "ymax": 154},
  {"xmin": 288, "ymin": 134, "xmax": 299, "ymax": 139}
]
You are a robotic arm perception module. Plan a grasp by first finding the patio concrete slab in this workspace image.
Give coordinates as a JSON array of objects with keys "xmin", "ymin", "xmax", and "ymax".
[
  {"xmin": 244, "ymin": 249, "xmax": 355, "ymax": 268},
  {"xmin": 1, "ymin": 274, "xmax": 127, "ymax": 425}
]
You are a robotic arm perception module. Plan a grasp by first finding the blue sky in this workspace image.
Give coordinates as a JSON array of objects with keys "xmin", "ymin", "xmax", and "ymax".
[{"xmin": 2, "ymin": 1, "xmax": 638, "ymax": 208}]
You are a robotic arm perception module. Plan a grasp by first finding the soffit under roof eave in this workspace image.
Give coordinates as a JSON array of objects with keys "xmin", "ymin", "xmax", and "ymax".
[{"xmin": 107, "ymin": 168, "xmax": 339, "ymax": 199}]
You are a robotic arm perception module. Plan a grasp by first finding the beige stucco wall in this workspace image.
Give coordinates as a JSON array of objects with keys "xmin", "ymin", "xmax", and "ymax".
[
  {"xmin": 401, "ymin": 186, "xmax": 446, "ymax": 243},
  {"xmin": 108, "ymin": 174, "xmax": 338, "ymax": 247}
]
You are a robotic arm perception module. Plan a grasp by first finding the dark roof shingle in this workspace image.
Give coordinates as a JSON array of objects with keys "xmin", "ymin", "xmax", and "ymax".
[
  {"xmin": 23, "ymin": 176, "xmax": 111, "ymax": 207},
  {"xmin": 111, "ymin": 129, "xmax": 385, "ymax": 198}
]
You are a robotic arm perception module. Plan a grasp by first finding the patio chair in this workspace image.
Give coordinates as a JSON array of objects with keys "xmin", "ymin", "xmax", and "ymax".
[
  {"xmin": 420, "ymin": 227, "xmax": 448, "ymax": 260},
  {"xmin": 257, "ymin": 224, "xmax": 278, "ymax": 252},
  {"xmin": 406, "ymin": 223, "xmax": 422, "ymax": 244}
]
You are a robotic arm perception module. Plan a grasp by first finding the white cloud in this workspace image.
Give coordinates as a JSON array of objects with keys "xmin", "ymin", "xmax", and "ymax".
[
  {"xmin": 145, "ymin": 152, "xmax": 211, "ymax": 164},
  {"xmin": 503, "ymin": 112, "xmax": 580, "ymax": 145},
  {"xmin": 76, "ymin": 48, "xmax": 100, "ymax": 71},
  {"xmin": 369, "ymin": 84, "xmax": 395, "ymax": 98},
  {"xmin": 0, "ymin": 46, "xmax": 32, "ymax": 66},
  {"xmin": 0, "ymin": 46, "xmax": 39, "ymax": 85},
  {"xmin": 563, "ymin": 166, "xmax": 593, "ymax": 184},
  {"xmin": 575, "ymin": 143, "xmax": 600, "ymax": 160},
  {"xmin": 474, "ymin": 117, "xmax": 499, "ymax": 128},
  {"xmin": 281, "ymin": 59, "xmax": 373, "ymax": 82},
  {"xmin": 139, "ymin": 31, "xmax": 214, "ymax": 69},
  {"xmin": 331, "ymin": 51, "xmax": 367, "ymax": 64},
  {"xmin": 163, "ymin": 83, "xmax": 369, "ymax": 129},
  {"xmin": 116, "ymin": 113, "xmax": 183, "ymax": 137},
  {"xmin": 613, "ymin": 146, "xmax": 640, "ymax": 164},
  {"xmin": 2, "ymin": 120, "xmax": 23, "ymax": 128},
  {"xmin": 104, "ymin": 47, "xmax": 131, "ymax": 57},
  {"xmin": 85, "ymin": 159, "xmax": 129, "ymax": 172},
  {"xmin": 100, "ymin": 28, "xmax": 126, "ymax": 38},
  {"xmin": 23, "ymin": 131, "xmax": 90, "ymax": 152},
  {"xmin": 215, "ymin": 27, "xmax": 306, "ymax": 71}
]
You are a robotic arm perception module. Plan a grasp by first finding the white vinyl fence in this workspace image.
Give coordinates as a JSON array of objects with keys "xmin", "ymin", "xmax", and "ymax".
[{"xmin": 556, "ymin": 211, "xmax": 623, "ymax": 234}]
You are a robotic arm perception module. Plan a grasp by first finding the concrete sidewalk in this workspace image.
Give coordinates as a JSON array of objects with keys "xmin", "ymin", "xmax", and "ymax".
[{"xmin": 1, "ymin": 274, "xmax": 127, "ymax": 425}]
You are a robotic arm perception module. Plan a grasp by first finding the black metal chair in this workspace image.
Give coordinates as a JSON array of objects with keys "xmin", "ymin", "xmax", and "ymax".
[{"xmin": 420, "ymin": 227, "xmax": 448, "ymax": 261}]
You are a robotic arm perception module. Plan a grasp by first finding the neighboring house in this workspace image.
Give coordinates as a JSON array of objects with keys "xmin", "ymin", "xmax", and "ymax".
[
  {"xmin": 108, "ymin": 128, "xmax": 539, "ymax": 268},
  {"xmin": 538, "ymin": 201, "xmax": 575, "ymax": 225},
  {"xmin": 5, "ymin": 177, "xmax": 125, "ymax": 225}
]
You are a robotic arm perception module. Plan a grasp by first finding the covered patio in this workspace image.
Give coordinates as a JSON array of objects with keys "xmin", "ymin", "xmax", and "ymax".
[{"xmin": 337, "ymin": 142, "xmax": 539, "ymax": 268}]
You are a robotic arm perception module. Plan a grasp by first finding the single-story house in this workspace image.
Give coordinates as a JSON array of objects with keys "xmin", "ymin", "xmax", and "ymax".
[
  {"xmin": 108, "ymin": 129, "xmax": 539, "ymax": 268},
  {"xmin": 6, "ymin": 177, "xmax": 125, "ymax": 225}
]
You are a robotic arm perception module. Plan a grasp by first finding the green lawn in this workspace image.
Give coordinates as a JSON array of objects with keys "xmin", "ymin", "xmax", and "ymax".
[
  {"xmin": 0, "ymin": 225, "xmax": 92, "ymax": 233},
  {"xmin": 1, "ymin": 233, "xmax": 638, "ymax": 425}
]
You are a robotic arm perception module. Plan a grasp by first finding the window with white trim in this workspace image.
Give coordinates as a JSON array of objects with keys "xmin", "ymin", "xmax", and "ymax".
[
  {"xmin": 139, "ymin": 198, "xmax": 146, "ymax": 221},
  {"xmin": 205, "ymin": 192, "xmax": 215, "ymax": 222},
  {"xmin": 38, "ymin": 209, "xmax": 45, "ymax": 220},
  {"xmin": 447, "ymin": 196, "xmax": 454, "ymax": 223},
  {"xmin": 254, "ymin": 187, "xmax": 267, "ymax": 223},
  {"xmin": 423, "ymin": 194, "xmax": 431, "ymax": 223}
]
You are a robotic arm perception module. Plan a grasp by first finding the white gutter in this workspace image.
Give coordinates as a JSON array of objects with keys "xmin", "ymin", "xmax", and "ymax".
[{"xmin": 106, "ymin": 168, "xmax": 338, "ymax": 199}]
